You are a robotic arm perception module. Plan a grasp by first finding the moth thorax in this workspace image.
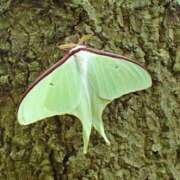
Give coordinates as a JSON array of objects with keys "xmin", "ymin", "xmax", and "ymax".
[{"xmin": 75, "ymin": 52, "xmax": 89, "ymax": 76}]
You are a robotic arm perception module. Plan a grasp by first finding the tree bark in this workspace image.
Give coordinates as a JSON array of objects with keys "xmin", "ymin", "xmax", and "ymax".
[{"xmin": 0, "ymin": 0, "xmax": 179, "ymax": 179}]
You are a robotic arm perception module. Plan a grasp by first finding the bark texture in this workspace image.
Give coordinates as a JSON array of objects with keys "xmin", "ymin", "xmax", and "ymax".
[{"xmin": 0, "ymin": 0, "xmax": 180, "ymax": 179}]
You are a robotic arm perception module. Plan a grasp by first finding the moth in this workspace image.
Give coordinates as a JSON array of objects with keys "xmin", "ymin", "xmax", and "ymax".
[{"xmin": 17, "ymin": 45, "xmax": 152, "ymax": 153}]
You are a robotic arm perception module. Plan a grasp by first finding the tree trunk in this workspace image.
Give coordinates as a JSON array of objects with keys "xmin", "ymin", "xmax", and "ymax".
[{"xmin": 0, "ymin": 0, "xmax": 179, "ymax": 179}]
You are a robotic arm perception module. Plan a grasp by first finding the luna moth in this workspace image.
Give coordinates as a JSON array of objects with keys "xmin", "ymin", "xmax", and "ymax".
[{"xmin": 17, "ymin": 45, "xmax": 152, "ymax": 153}]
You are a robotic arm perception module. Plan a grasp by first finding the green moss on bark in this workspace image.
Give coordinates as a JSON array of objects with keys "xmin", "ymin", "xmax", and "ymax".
[{"xmin": 0, "ymin": 0, "xmax": 179, "ymax": 179}]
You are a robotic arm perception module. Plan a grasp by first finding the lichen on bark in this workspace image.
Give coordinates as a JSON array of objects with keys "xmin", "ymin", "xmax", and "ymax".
[{"xmin": 0, "ymin": 0, "xmax": 179, "ymax": 179}]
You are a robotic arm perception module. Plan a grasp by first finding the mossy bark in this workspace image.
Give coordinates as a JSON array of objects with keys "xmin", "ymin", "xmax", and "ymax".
[{"xmin": 0, "ymin": 0, "xmax": 179, "ymax": 179}]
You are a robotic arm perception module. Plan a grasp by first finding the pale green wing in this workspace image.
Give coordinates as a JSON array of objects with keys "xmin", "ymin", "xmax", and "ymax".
[
  {"xmin": 18, "ymin": 53, "xmax": 92, "ymax": 153},
  {"xmin": 70, "ymin": 88, "xmax": 92, "ymax": 154},
  {"xmin": 85, "ymin": 51, "xmax": 152, "ymax": 142},
  {"xmin": 88, "ymin": 52, "xmax": 152, "ymax": 100},
  {"xmin": 18, "ymin": 56, "xmax": 82, "ymax": 125}
]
